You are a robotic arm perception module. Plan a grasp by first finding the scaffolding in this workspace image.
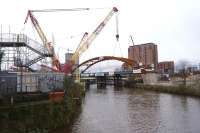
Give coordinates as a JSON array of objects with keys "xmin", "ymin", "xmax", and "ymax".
[{"xmin": 0, "ymin": 33, "xmax": 51, "ymax": 71}]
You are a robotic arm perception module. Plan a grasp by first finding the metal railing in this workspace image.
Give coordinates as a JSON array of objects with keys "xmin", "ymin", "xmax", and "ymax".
[
  {"xmin": 0, "ymin": 33, "xmax": 48, "ymax": 54},
  {"xmin": 0, "ymin": 33, "xmax": 28, "ymax": 43}
]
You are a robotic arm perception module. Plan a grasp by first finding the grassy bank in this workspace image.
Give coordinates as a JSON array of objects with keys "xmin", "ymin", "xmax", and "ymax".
[
  {"xmin": 135, "ymin": 84, "xmax": 200, "ymax": 97},
  {"xmin": 0, "ymin": 76, "xmax": 85, "ymax": 133}
]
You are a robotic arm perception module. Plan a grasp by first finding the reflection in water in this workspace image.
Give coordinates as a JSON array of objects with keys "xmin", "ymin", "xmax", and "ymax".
[
  {"xmin": 57, "ymin": 84, "xmax": 200, "ymax": 133},
  {"xmin": 158, "ymin": 94, "xmax": 200, "ymax": 133},
  {"xmin": 126, "ymin": 90, "xmax": 161, "ymax": 133}
]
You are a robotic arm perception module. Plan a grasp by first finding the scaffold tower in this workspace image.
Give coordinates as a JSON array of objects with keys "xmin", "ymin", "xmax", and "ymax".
[{"xmin": 0, "ymin": 33, "xmax": 52, "ymax": 71}]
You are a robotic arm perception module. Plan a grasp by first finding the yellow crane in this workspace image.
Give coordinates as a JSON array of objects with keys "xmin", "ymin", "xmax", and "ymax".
[
  {"xmin": 24, "ymin": 7, "xmax": 119, "ymax": 75},
  {"xmin": 65, "ymin": 7, "xmax": 119, "ymax": 81},
  {"xmin": 24, "ymin": 8, "xmax": 90, "ymax": 71},
  {"xmin": 70, "ymin": 7, "xmax": 119, "ymax": 65}
]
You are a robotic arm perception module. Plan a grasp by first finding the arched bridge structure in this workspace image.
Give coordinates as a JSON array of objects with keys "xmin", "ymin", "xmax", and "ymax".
[{"xmin": 72, "ymin": 56, "xmax": 137, "ymax": 73}]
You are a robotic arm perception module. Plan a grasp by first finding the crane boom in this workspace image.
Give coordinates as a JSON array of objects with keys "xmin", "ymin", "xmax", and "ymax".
[
  {"xmin": 24, "ymin": 10, "xmax": 52, "ymax": 54},
  {"xmin": 24, "ymin": 10, "xmax": 62, "ymax": 70},
  {"xmin": 24, "ymin": 8, "xmax": 92, "ymax": 71},
  {"xmin": 71, "ymin": 32, "xmax": 89, "ymax": 64},
  {"xmin": 130, "ymin": 35, "xmax": 134, "ymax": 45},
  {"xmin": 31, "ymin": 8, "xmax": 90, "ymax": 12},
  {"xmin": 70, "ymin": 7, "xmax": 119, "ymax": 64},
  {"xmin": 61, "ymin": 32, "xmax": 89, "ymax": 74},
  {"xmin": 24, "ymin": 7, "xmax": 119, "ymax": 73}
]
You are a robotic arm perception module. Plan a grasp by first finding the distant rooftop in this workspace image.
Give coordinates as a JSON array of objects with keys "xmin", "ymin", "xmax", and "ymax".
[{"xmin": 129, "ymin": 42, "xmax": 156, "ymax": 47}]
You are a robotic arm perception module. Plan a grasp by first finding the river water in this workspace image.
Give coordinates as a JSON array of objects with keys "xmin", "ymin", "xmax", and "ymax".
[{"xmin": 57, "ymin": 84, "xmax": 200, "ymax": 133}]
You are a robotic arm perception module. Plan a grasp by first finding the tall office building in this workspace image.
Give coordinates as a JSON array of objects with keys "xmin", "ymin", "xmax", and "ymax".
[{"xmin": 128, "ymin": 43, "xmax": 158, "ymax": 70}]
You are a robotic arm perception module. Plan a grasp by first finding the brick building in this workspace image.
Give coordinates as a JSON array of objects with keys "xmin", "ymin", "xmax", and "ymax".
[
  {"xmin": 158, "ymin": 61, "xmax": 174, "ymax": 75},
  {"xmin": 128, "ymin": 43, "xmax": 158, "ymax": 70}
]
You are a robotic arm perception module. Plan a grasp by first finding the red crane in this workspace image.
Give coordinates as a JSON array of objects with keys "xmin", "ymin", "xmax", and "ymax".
[
  {"xmin": 24, "ymin": 7, "xmax": 119, "ymax": 74},
  {"xmin": 24, "ymin": 8, "xmax": 90, "ymax": 71}
]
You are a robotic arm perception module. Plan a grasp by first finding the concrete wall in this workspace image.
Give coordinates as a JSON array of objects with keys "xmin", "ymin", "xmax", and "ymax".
[
  {"xmin": 17, "ymin": 72, "xmax": 64, "ymax": 93},
  {"xmin": 37, "ymin": 72, "xmax": 64, "ymax": 92},
  {"xmin": 0, "ymin": 72, "xmax": 17, "ymax": 97},
  {"xmin": 17, "ymin": 72, "xmax": 38, "ymax": 92},
  {"xmin": 0, "ymin": 71, "xmax": 65, "ymax": 99},
  {"xmin": 142, "ymin": 73, "xmax": 159, "ymax": 85}
]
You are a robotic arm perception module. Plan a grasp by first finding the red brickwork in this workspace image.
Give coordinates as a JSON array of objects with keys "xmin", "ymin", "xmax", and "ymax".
[{"xmin": 128, "ymin": 43, "xmax": 158, "ymax": 69}]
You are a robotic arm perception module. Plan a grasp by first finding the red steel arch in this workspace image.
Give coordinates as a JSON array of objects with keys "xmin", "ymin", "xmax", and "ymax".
[{"xmin": 72, "ymin": 56, "xmax": 137, "ymax": 73}]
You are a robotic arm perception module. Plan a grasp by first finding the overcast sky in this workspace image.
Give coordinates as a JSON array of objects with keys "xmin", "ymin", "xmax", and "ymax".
[{"xmin": 0, "ymin": 0, "xmax": 200, "ymax": 69}]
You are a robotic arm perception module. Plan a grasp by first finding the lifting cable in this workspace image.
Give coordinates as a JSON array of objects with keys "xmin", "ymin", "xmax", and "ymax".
[
  {"xmin": 31, "ymin": 7, "xmax": 111, "ymax": 13},
  {"xmin": 112, "ymin": 12, "xmax": 123, "ymax": 57},
  {"xmin": 112, "ymin": 41, "xmax": 123, "ymax": 57}
]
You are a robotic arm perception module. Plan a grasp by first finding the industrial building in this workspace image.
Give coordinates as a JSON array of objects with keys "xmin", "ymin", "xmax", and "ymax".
[
  {"xmin": 128, "ymin": 43, "xmax": 158, "ymax": 70},
  {"xmin": 65, "ymin": 52, "xmax": 79, "ymax": 65},
  {"xmin": 158, "ymin": 61, "xmax": 174, "ymax": 75}
]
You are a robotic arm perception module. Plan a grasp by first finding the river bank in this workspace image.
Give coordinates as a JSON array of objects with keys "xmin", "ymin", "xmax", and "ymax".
[
  {"xmin": 124, "ymin": 80, "xmax": 200, "ymax": 97},
  {"xmin": 0, "ymin": 77, "xmax": 85, "ymax": 133},
  {"xmin": 136, "ymin": 84, "xmax": 200, "ymax": 97}
]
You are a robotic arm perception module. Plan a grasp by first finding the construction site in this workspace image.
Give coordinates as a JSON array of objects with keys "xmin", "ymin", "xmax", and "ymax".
[{"xmin": 0, "ymin": 7, "xmax": 121, "ymax": 100}]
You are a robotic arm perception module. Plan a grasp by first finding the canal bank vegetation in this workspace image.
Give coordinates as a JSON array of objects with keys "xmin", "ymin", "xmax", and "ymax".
[
  {"xmin": 0, "ymin": 76, "xmax": 85, "ymax": 133},
  {"xmin": 135, "ymin": 84, "xmax": 200, "ymax": 97}
]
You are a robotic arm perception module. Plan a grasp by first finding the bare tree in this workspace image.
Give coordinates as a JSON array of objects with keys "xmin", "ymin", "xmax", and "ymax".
[
  {"xmin": 0, "ymin": 50, "xmax": 4, "ymax": 71},
  {"xmin": 177, "ymin": 60, "xmax": 190, "ymax": 86}
]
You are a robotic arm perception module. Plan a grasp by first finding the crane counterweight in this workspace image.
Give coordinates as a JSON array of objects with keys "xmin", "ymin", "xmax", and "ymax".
[{"xmin": 113, "ymin": 7, "xmax": 118, "ymax": 12}]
